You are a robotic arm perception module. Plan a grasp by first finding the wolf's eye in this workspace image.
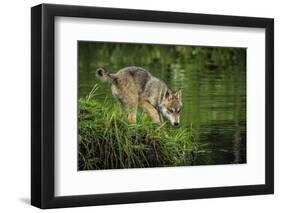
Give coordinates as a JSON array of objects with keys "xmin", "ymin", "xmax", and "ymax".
[
  {"xmin": 168, "ymin": 109, "xmax": 174, "ymax": 113},
  {"xmin": 177, "ymin": 109, "xmax": 181, "ymax": 113}
]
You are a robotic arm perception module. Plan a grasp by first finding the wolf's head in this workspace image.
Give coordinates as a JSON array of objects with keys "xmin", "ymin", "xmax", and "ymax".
[{"xmin": 159, "ymin": 89, "xmax": 183, "ymax": 127}]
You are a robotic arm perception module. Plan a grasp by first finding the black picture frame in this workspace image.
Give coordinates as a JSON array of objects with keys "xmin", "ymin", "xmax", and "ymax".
[{"xmin": 31, "ymin": 3, "xmax": 274, "ymax": 209}]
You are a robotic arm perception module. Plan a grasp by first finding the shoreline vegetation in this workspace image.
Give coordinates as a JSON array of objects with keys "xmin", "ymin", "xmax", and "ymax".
[{"xmin": 78, "ymin": 85, "xmax": 198, "ymax": 170}]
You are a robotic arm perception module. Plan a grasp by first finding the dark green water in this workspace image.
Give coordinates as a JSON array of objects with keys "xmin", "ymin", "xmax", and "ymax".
[{"xmin": 78, "ymin": 41, "xmax": 246, "ymax": 165}]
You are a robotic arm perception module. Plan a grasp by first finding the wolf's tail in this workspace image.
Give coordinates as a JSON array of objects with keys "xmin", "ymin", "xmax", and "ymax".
[{"xmin": 95, "ymin": 68, "xmax": 116, "ymax": 83}]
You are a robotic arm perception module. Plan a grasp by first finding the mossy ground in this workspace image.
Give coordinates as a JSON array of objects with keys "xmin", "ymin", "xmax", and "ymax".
[{"xmin": 78, "ymin": 85, "xmax": 198, "ymax": 170}]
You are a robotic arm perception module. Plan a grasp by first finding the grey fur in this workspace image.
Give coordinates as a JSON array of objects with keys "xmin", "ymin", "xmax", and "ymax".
[{"xmin": 96, "ymin": 66, "xmax": 182, "ymax": 126}]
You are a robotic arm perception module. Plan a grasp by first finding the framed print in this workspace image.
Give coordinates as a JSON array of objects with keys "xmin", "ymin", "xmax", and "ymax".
[{"xmin": 31, "ymin": 4, "xmax": 274, "ymax": 209}]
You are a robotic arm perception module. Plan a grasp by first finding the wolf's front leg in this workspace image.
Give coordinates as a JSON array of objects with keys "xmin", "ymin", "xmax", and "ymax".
[
  {"xmin": 159, "ymin": 113, "xmax": 164, "ymax": 123},
  {"xmin": 128, "ymin": 111, "xmax": 137, "ymax": 123},
  {"xmin": 139, "ymin": 99, "xmax": 161, "ymax": 124},
  {"xmin": 127, "ymin": 106, "xmax": 137, "ymax": 124},
  {"xmin": 150, "ymin": 112, "xmax": 161, "ymax": 124}
]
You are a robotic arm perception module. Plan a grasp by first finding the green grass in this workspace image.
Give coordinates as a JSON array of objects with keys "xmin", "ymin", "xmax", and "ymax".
[{"xmin": 78, "ymin": 85, "xmax": 198, "ymax": 170}]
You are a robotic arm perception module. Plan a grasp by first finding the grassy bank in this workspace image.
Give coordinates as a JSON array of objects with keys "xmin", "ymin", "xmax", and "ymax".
[{"xmin": 78, "ymin": 85, "xmax": 198, "ymax": 170}]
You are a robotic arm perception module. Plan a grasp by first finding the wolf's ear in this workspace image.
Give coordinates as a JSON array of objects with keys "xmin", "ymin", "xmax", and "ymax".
[
  {"xmin": 174, "ymin": 88, "xmax": 182, "ymax": 101},
  {"xmin": 165, "ymin": 89, "xmax": 173, "ymax": 100}
]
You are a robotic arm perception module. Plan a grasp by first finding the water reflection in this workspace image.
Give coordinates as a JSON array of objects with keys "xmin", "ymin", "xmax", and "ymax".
[{"xmin": 78, "ymin": 41, "xmax": 246, "ymax": 165}]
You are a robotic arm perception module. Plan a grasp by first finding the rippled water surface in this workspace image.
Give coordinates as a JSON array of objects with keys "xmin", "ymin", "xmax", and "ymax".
[{"xmin": 78, "ymin": 42, "xmax": 246, "ymax": 165}]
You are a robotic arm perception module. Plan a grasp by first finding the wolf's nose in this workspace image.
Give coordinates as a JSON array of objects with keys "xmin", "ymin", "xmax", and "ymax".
[{"xmin": 174, "ymin": 122, "xmax": 179, "ymax": 126}]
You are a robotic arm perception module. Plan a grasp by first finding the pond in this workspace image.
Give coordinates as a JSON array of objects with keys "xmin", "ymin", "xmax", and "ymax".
[{"xmin": 78, "ymin": 41, "xmax": 246, "ymax": 166}]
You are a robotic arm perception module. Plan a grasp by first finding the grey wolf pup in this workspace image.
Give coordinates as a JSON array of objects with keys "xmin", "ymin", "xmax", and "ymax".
[{"xmin": 96, "ymin": 66, "xmax": 182, "ymax": 127}]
